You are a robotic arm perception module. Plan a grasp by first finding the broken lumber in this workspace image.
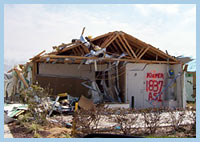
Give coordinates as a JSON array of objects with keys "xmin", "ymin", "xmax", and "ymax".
[
  {"xmin": 14, "ymin": 68, "xmax": 29, "ymax": 88},
  {"xmin": 30, "ymin": 50, "xmax": 46, "ymax": 61}
]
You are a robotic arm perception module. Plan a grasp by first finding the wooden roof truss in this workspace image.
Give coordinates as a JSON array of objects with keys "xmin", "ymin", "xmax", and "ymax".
[{"xmin": 32, "ymin": 31, "xmax": 180, "ymax": 64}]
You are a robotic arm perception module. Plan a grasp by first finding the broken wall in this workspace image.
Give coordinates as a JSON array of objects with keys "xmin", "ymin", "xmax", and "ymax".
[{"xmin": 36, "ymin": 63, "xmax": 108, "ymax": 97}]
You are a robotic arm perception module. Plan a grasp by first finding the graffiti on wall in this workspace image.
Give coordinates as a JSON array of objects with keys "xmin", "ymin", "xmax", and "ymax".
[{"xmin": 146, "ymin": 71, "xmax": 164, "ymax": 102}]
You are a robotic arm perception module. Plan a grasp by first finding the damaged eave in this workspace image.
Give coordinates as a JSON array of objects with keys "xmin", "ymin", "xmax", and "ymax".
[
  {"xmin": 30, "ymin": 30, "xmax": 181, "ymax": 65},
  {"xmin": 29, "ymin": 50, "xmax": 46, "ymax": 61},
  {"xmin": 36, "ymin": 55, "xmax": 180, "ymax": 64},
  {"xmin": 121, "ymin": 31, "xmax": 178, "ymax": 62}
]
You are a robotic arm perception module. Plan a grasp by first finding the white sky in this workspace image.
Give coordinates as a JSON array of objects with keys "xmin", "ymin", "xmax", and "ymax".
[{"xmin": 4, "ymin": 4, "xmax": 196, "ymax": 70}]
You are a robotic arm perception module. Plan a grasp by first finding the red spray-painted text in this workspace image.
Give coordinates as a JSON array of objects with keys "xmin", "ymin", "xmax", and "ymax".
[{"xmin": 146, "ymin": 72, "xmax": 164, "ymax": 102}]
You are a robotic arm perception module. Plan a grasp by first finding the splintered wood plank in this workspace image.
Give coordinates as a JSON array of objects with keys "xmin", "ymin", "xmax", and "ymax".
[
  {"xmin": 30, "ymin": 50, "xmax": 46, "ymax": 60},
  {"xmin": 138, "ymin": 46, "xmax": 150, "ymax": 59},
  {"xmin": 116, "ymin": 35, "xmax": 134, "ymax": 59},
  {"xmin": 120, "ymin": 34, "xmax": 137, "ymax": 58},
  {"xmin": 14, "ymin": 68, "xmax": 29, "ymax": 88},
  {"xmin": 57, "ymin": 43, "xmax": 82, "ymax": 54},
  {"xmin": 57, "ymin": 42, "xmax": 73, "ymax": 48}
]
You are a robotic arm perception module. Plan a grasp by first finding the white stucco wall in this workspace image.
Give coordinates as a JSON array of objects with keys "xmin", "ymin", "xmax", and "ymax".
[
  {"xmin": 125, "ymin": 63, "xmax": 184, "ymax": 109},
  {"xmin": 38, "ymin": 63, "xmax": 108, "ymax": 81}
]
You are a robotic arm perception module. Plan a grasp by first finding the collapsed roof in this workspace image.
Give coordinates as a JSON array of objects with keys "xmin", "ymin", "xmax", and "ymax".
[{"xmin": 31, "ymin": 31, "xmax": 180, "ymax": 64}]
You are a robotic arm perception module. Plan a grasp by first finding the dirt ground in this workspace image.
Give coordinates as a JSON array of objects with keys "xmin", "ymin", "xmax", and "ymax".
[
  {"xmin": 8, "ymin": 121, "xmax": 72, "ymax": 138},
  {"xmin": 7, "ymin": 102, "xmax": 196, "ymax": 138},
  {"xmin": 8, "ymin": 120, "xmax": 195, "ymax": 138}
]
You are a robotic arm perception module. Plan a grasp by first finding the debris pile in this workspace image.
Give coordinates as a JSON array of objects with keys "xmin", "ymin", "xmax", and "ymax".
[{"xmin": 4, "ymin": 28, "xmax": 195, "ymax": 138}]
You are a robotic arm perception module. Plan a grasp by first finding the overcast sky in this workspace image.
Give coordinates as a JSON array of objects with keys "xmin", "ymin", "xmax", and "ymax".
[{"xmin": 4, "ymin": 4, "xmax": 196, "ymax": 70}]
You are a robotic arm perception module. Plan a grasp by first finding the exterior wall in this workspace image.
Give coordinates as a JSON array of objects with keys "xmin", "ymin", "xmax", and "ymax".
[
  {"xmin": 36, "ymin": 75, "xmax": 90, "ymax": 97},
  {"xmin": 39, "ymin": 63, "xmax": 96, "ymax": 80},
  {"xmin": 125, "ymin": 63, "xmax": 184, "ymax": 109},
  {"xmin": 36, "ymin": 63, "xmax": 108, "ymax": 96}
]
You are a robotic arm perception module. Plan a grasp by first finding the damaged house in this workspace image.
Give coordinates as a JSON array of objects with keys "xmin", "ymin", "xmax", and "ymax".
[{"xmin": 29, "ymin": 30, "xmax": 186, "ymax": 109}]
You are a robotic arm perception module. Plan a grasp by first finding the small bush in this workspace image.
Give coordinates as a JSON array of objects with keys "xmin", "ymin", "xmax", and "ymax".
[
  {"xmin": 188, "ymin": 108, "xmax": 196, "ymax": 131},
  {"xmin": 141, "ymin": 108, "xmax": 162, "ymax": 134},
  {"xmin": 73, "ymin": 105, "xmax": 106, "ymax": 136},
  {"xmin": 168, "ymin": 108, "xmax": 186, "ymax": 132},
  {"xmin": 20, "ymin": 84, "xmax": 53, "ymax": 125},
  {"xmin": 111, "ymin": 108, "xmax": 139, "ymax": 135}
]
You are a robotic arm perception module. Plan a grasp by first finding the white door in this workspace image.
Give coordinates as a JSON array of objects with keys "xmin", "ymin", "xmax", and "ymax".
[{"xmin": 127, "ymin": 71, "xmax": 145, "ymax": 109}]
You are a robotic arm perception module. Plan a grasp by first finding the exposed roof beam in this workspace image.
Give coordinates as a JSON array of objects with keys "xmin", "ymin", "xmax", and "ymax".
[
  {"xmin": 116, "ymin": 34, "xmax": 134, "ymax": 59},
  {"xmin": 90, "ymin": 32, "xmax": 114, "ymax": 42},
  {"xmin": 119, "ymin": 33, "xmax": 137, "ymax": 59},
  {"xmin": 138, "ymin": 46, "xmax": 150, "ymax": 59},
  {"xmin": 114, "ymin": 38, "xmax": 126, "ymax": 53},
  {"xmin": 38, "ymin": 55, "xmax": 179, "ymax": 64},
  {"xmin": 101, "ymin": 33, "xmax": 116, "ymax": 48}
]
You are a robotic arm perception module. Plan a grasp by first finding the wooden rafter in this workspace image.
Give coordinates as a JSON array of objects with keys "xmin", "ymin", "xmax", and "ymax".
[
  {"xmin": 72, "ymin": 48, "xmax": 77, "ymax": 55},
  {"xmin": 103, "ymin": 34, "xmax": 118, "ymax": 49},
  {"xmin": 119, "ymin": 33, "xmax": 137, "ymax": 58},
  {"xmin": 123, "ymin": 32, "xmax": 148, "ymax": 48},
  {"xmin": 138, "ymin": 46, "xmax": 150, "ymax": 59},
  {"xmin": 80, "ymin": 45, "xmax": 90, "ymax": 54},
  {"xmin": 107, "ymin": 45, "xmax": 116, "ymax": 53},
  {"xmin": 78, "ymin": 46, "xmax": 84, "ymax": 55},
  {"xmin": 30, "ymin": 50, "xmax": 46, "ymax": 61},
  {"xmin": 38, "ymin": 55, "xmax": 179, "ymax": 64},
  {"xmin": 135, "ymin": 48, "xmax": 141, "ymax": 55},
  {"xmin": 36, "ymin": 31, "xmax": 180, "ymax": 64},
  {"xmin": 91, "ymin": 32, "xmax": 114, "ymax": 42},
  {"xmin": 147, "ymin": 49, "xmax": 172, "ymax": 61},
  {"xmin": 111, "ymin": 42, "xmax": 121, "ymax": 53},
  {"xmin": 114, "ymin": 38, "xmax": 126, "ymax": 54},
  {"xmin": 136, "ymin": 48, "xmax": 145, "ymax": 57},
  {"xmin": 57, "ymin": 43, "xmax": 82, "ymax": 54},
  {"xmin": 74, "ymin": 46, "xmax": 81, "ymax": 55},
  {"xmin": 57, "ymin": 42, "xmax": 73, "ymax": 48},
  {"xmin": 117, "ymin": 35, "xmax": 134, "ymax": 59},
  {"xmin": 123, "ymin": 32, "xmax": 178, "ymax": 62},
  {"xmin": 148, "ymin": 45, "xmax": 178, "ymax": 62},
  {"xmin": 101, "ymin": 33, "xmax": 116, "ymax": 48}
]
